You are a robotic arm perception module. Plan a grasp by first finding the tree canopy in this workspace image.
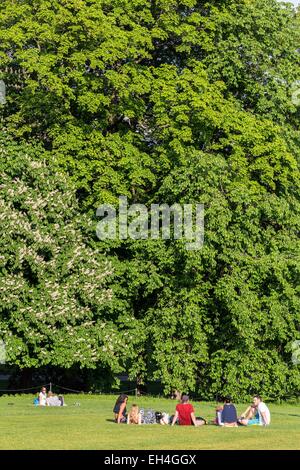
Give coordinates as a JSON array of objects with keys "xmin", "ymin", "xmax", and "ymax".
[{"xmin": 0, "ymin": 0, "xmax": 299, "ymax": 400}]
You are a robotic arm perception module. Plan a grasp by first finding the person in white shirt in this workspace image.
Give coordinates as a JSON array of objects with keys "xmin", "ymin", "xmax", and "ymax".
[
  {"xmin": 38, "ymin": 387, "xmax": 47, "ymax": 406},
  {"xmin": 239, "ymin": 395, "xmax": 271, "ymax": 426},
  {"xmin": 254, "ymin": 395, "xmax": 271, "ymax": 426}
]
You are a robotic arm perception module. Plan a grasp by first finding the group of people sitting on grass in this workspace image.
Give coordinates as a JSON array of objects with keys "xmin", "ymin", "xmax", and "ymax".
[
  {"xmin": 214, "ymin": 395, "xmax": 270, "ymax": 427},
  {"xmin": 113, "ymin": 393, "xmax": 271, "ymax": 427},
  {"xmin": 34, "ymin": 386, "xmax": 66, "ymax": 406}
]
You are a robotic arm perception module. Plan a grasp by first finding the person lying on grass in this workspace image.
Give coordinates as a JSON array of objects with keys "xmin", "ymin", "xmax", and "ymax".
[
  {"xmin": 155, "ymin": 411, "xmax": 170, "ymax": 425},
  {"xmin": 127, "ymin": 404, "xmax": 142, "ymax": 425}
]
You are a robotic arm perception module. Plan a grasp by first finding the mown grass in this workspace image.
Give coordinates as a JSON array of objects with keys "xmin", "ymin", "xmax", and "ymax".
[{"xmin": 0, "ymin": 394, "xmax": 299, "ymax": 449}]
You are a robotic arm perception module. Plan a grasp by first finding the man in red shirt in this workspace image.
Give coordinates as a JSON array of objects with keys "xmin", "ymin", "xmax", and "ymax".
[{"xmin": 171, "ymin": 394, "xmax": 198, "ymax": 426}]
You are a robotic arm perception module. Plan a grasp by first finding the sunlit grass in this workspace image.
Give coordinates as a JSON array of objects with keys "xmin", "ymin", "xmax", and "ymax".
[{"xmin": 0, "ymin": 395, "xmax": 299, "ymax": 449}]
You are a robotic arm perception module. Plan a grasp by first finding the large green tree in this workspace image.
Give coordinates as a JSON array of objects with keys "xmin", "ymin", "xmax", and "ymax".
[{"xmin": 0, "ymin": 0, "xmax": 299, "ymax": 399}]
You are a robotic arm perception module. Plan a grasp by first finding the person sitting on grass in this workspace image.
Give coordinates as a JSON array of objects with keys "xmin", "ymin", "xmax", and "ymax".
[
  {"xmin": 127, "ymin": 404, "xmax": 142, "ymax": 425},
  {"xmin": 238, "ymin": 404, "xmax": 257, "ymax": 423},
  {"xmin": 46, "ymin": 391, "xmax": 62, "ymax": 407},
  {"xmin": 58, "ymin": 395, "xmax": 65, "ymax": 406},
  {"xmin": 38, "ymin": 386, "xmax": 47, "ymax": 406},
  {"xmin": 171, "ymin": 394, "xmax": 204, "ymax": 426},
  {"xmin": 113, "ymin": 394, "xmax": 128, "ymax": 423},
  {"xmin": 220, "ymin": 396, "xmax": 238, "ymax": 427},
  {"xmin": 239, "ymin": 395, "xmax": 271, "ymax": 426},
  {"xmin": 214, "ymin": 398, "xmax": 224, "ymax": 425}
]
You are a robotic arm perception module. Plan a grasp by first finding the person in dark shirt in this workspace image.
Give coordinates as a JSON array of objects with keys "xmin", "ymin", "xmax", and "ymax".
[
  {"xmin": 221, "ymin": 396, "xmax": 238, "ymax": 427},
  {"xmin": 113, "ymin": 394, "xmax": 128, "ymax": 423}
]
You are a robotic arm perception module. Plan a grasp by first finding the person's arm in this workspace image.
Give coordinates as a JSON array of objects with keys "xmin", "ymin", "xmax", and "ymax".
[
  {"xmin": 117, "ymin": 402, "xmax": 126, "ymax": 423},
  {"xmin": 138, "ymin": 413, "xmax": 142, "ymax": 425},
  {"xmin": 233, "ymin": 405, "xmax": 238, "ymax": 423},
  {"xmin": 258, "ymin": 403, "xmax": 268, "ymax": 425},
  {"xmin": 240, "ymin": 406, "xmax": 248, "ymax": 419},
  {"xmin": 171, "ymin": 411, "xmax": 179, "ymax": 426},
  {"xmin": 220, "ymin": 407, "xmax": 224, "ymax": 422},
  {"xmin": 191, "ymin": 412, "xmax": 198, "ymax": 426},
  {"xmin": 240, "ymin": 405, "xmax": 251, "ymax": 420},
  {"xmin": 260, "ymin": 411, "xmax": 268, "ymax": 425}
]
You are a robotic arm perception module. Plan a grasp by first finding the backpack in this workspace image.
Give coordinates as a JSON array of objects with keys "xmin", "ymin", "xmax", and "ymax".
[{"xmin": 140, "ymin": 408, "xmax": 156, "ymax": 424}]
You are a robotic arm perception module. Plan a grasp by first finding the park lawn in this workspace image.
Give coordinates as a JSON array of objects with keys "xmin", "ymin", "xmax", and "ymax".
[{"xmin": 0, "ymin": 395, "xmax": 299, "ymax": 450}]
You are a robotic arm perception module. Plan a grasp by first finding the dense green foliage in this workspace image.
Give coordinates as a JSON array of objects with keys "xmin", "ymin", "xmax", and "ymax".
[{"xmin": 0, "ymin": 0, "xmax": 299, "ymax": 400}]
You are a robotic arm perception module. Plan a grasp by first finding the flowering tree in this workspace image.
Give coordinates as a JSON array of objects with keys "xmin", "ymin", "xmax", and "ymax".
[{"xmin": 0, "ymin": 132, "xmax": 137, "ymax": 373}]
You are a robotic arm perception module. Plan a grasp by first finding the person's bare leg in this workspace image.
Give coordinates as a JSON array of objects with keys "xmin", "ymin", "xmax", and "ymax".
[
  {"xmin": 196, "ymin": 419, "xmax": 206, "ymax": 426},
  {"xmin": 239, "ymin": 418, "xmax": 249, "ymax": 426}
]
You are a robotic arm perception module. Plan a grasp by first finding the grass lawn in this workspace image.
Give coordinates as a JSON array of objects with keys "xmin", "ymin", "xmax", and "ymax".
[{"xmin": 0, "ymin": 394, "xmax": 299, "ymax": 450}]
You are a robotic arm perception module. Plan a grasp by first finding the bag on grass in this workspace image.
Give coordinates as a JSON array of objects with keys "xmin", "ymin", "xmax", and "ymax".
[{"xmin": 140, "ymin": 408, "xmax": 156, "ymax": 424}]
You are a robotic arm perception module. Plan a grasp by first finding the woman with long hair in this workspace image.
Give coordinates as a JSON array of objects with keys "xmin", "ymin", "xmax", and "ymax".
[{"xmin": 113, "ymin": 394, "xmax": 128, "ymax": 423}]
